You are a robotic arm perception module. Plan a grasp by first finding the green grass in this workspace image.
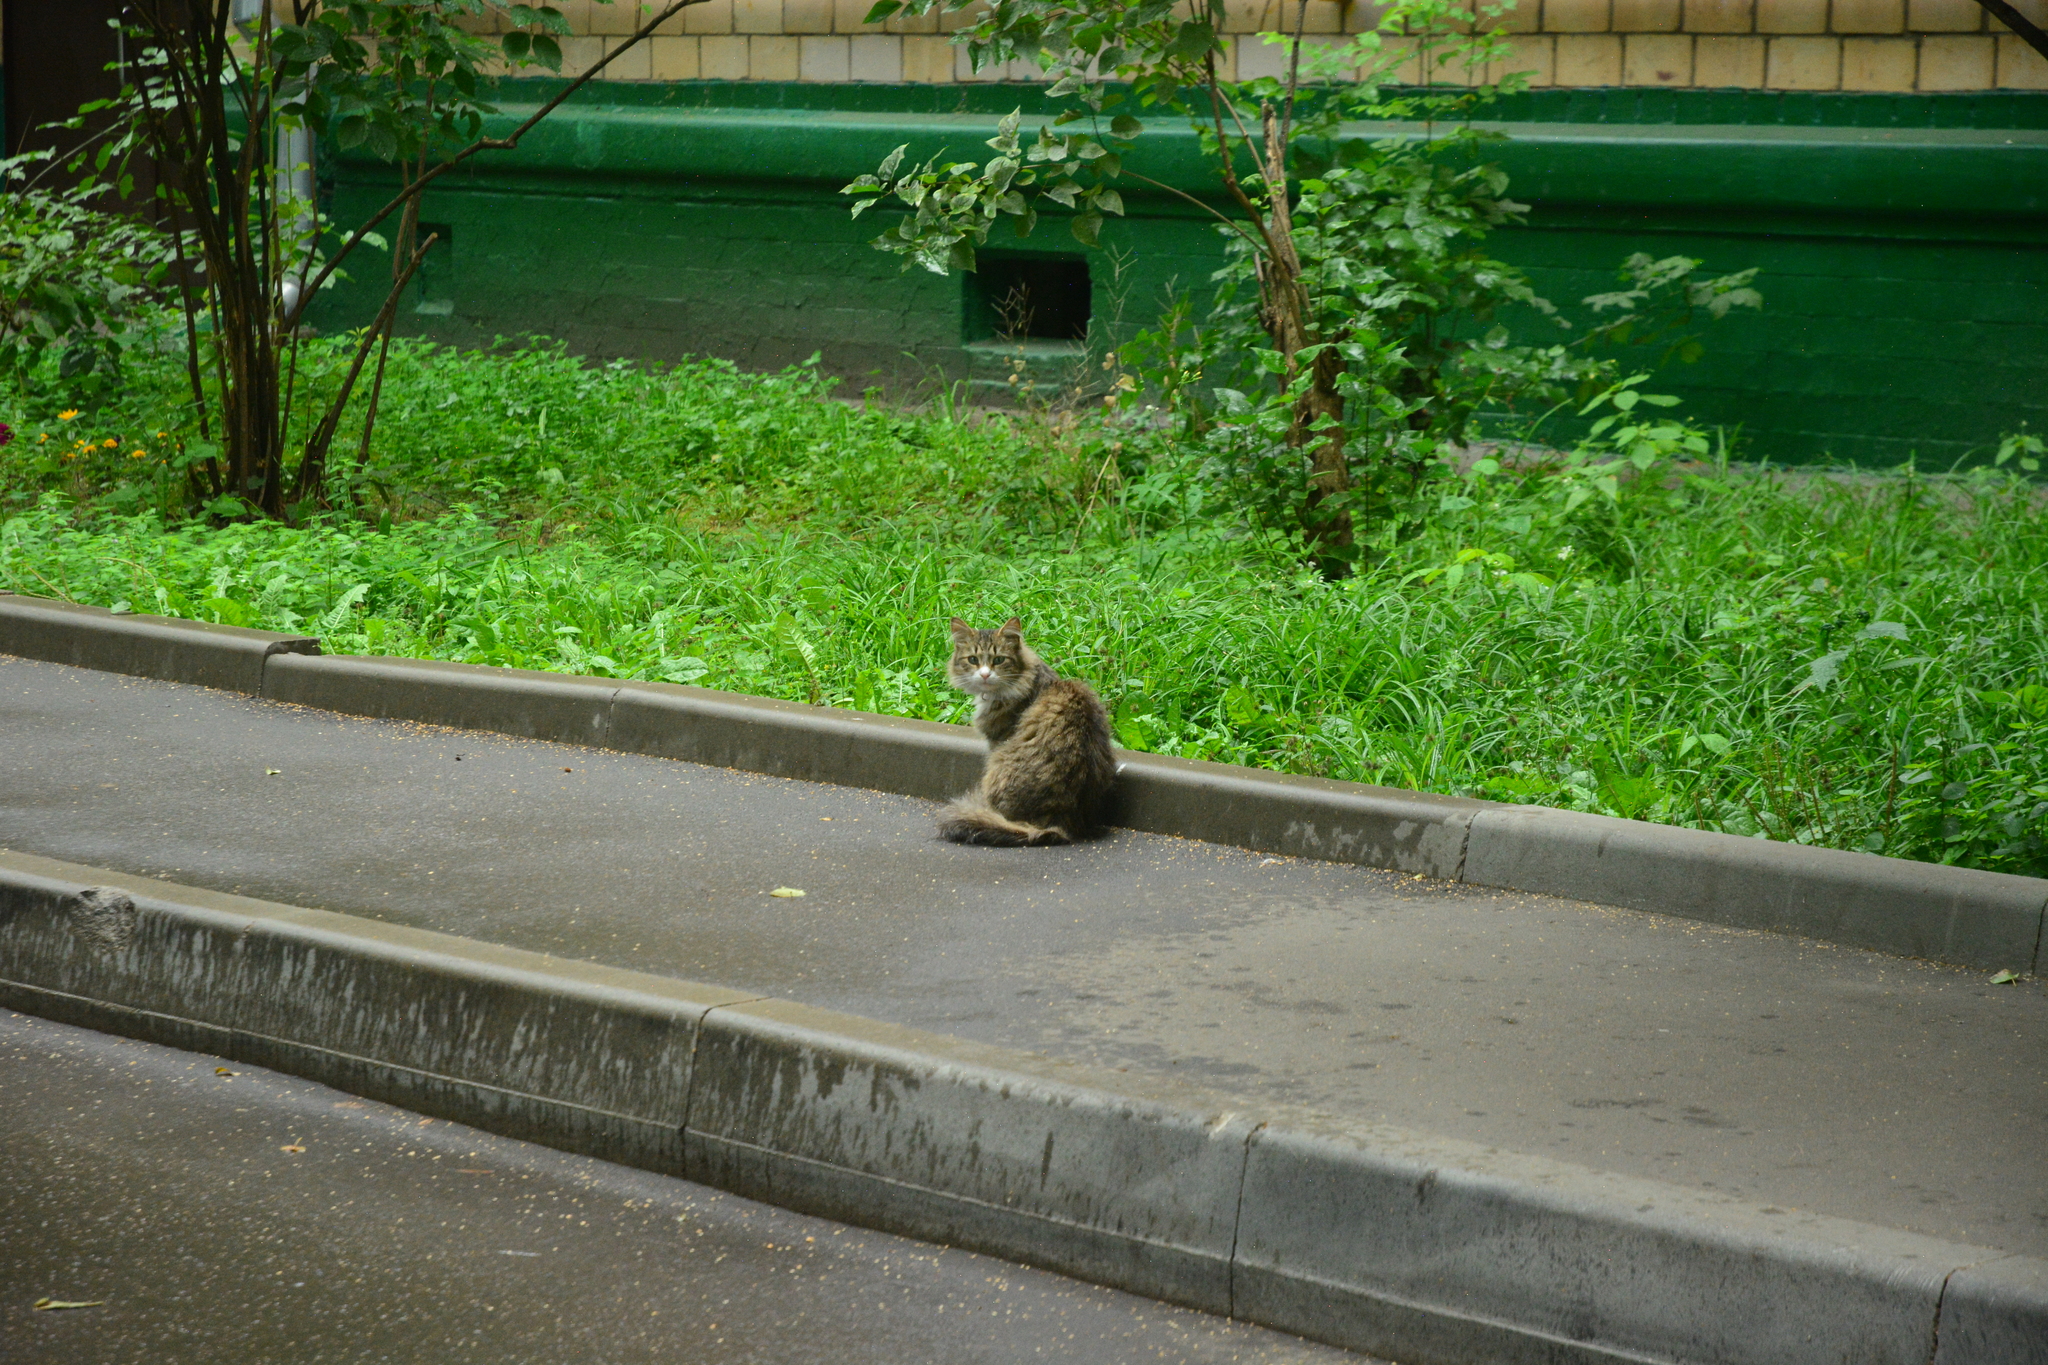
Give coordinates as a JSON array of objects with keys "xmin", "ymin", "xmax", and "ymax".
[{"xmin": 4, "ymin": 327, "xmax": 2044, "ymax": 877}]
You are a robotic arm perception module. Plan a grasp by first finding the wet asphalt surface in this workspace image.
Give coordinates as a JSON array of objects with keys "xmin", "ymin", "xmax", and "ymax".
[
  {"xmin": 0, "ymin": 1009, "xmax": 1369, "ymax": 1365},
  {"xmin": 3, "ymin": 654, "xmax": 2046, "ymax": 1257}
]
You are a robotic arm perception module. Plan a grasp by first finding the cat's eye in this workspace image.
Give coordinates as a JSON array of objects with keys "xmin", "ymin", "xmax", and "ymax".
[{"xmin": 964, "ymin": 654, "xmax": 980, "ymax": 665}]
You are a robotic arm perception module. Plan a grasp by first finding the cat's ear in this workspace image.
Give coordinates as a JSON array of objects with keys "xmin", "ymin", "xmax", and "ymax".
[
  {"xmin": 999, "ymin": 616, "xmax": 1023, "ymax": 638},
  {"xmin": 948, "ymin": 617, "xmax": 973, "ymax": 642}
]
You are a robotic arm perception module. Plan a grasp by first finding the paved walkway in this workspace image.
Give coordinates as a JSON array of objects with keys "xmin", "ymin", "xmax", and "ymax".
[
  {"xmin": 4, "ymin": 654, "xmax": 2045, "ymax": 1259},
  {"xmin": 1, "ymin": 1009, "xmax": 1360, "ymax": 1364}
]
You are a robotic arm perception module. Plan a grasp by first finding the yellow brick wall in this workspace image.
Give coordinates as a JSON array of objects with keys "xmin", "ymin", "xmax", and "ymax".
[{"xmin": 512, "ymin": 0, "xmax": 2048, "ymax": 91}]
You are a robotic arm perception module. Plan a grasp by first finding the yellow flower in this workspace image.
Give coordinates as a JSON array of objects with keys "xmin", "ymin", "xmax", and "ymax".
[
  {"xmin": 58, "ymin": 409, "xmax": 79, "ymax": 420},
  {"xmin": 130, "ymin": 449, "xmax": 148, "ymax": 459},
  {"xmin": 102, "ymin": 438, "xmax": 118, "ymax": 449}
]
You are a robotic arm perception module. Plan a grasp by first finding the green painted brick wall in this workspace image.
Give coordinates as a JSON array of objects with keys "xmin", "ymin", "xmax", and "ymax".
[{"xmin": 315, "ymin": 81, "xmax": 2048, "ymax": 467}]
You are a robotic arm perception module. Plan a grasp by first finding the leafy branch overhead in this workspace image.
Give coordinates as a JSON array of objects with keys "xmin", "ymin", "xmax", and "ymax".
[
  {"xmin": 845, "ymin": 0, "xmax": 1241, "ymax": 272},
  {"xmin": 844, "ymin": 109, "xmax": 1131, "ymax": 273}
]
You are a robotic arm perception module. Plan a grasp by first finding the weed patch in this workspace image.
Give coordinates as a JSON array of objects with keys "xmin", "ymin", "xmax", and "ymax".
[{"xmin": 4, "ymin": 332, "xmax": 2043, "ymax": 876}]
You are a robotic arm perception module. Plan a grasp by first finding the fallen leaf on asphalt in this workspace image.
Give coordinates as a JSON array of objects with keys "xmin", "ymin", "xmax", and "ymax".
[
  {"xmin": 265, "ymin": 768, "xmax": 281, "ymax": 776},
  {"xmin": 1990, "ymin": 969, "xmax": 2022, "ymax": 984},
  {"xmin": 215, "ymin": 1067, "xmax": 237, "ymax": 1077},
  {"xmin": 768, "ymin": 887, "xmax": 806, "ymax": 898},
  {"xmin": 280, "ymin": 1144, "xmax": 306, "ymax": 1153},
  {"xmin": 33, "ymin": 1299, "xmax": 105, "ymax": 1311}
]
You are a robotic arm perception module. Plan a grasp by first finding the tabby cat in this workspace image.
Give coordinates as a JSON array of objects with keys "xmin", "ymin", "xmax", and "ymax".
[{"xmin": 937, "ymin": 616, "xmax": 1116, "ymax": 846}]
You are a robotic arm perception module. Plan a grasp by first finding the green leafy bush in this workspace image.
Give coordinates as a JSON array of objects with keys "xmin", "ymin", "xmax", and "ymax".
[{"xmin": 0, "ymin": 161, "xmax": 171, "ymax": 389}]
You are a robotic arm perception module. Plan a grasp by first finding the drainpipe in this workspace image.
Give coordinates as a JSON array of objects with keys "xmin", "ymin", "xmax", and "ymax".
[
  {"xmin": 277, "ymin": 120, "xmax": 315, "ymax": 320},
  {"xmin": 243, "ymin": 2, "xmax": 317, "ymax": 319},
  {"xmin": 230, "ymin": 1, "xmax": 315, "ymax": 320}
]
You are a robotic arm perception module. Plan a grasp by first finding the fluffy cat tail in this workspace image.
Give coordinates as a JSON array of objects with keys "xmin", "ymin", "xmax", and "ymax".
[{"xmin": 937, "ymin": 797, "xmax": 1070, "ymax": 847}]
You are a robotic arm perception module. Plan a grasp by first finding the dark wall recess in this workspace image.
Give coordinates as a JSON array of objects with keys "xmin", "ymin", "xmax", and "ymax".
[{"xmin": 968, "ymin": 253, "xmax": 1091, "ymax": 343}]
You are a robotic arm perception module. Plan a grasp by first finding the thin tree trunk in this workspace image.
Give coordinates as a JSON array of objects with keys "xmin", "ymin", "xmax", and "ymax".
[
  {"xmin": 1254, "ymin": 102, "xmax": 1352, "ymax": 569},
  {"xmin": 128, "ymin": 0, "xmax": 702, "ymax": 521},
  {"xmin": 292, "ymin": 234, "xmax": 437, "ymax": 508}
]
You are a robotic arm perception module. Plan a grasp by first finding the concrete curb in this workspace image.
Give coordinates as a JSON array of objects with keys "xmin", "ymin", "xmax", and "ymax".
[
  {"xmin": 3, "ymin": 850, "xmax": 2040, "ymax": 1365},
  {"xmin": 3, "ymin": 594, "xmax": 2043, "ymax": 972},
  {"xmin": 0, "ymin": 592, "xmax": 318, "ymax": 694},
  {"xmin": 264, "ymin": 651, "xmax": 615, "ymax": 748},
  {"xmin": 1462, "ymin": 806, "xmax": 2048, "ymax": 970}
]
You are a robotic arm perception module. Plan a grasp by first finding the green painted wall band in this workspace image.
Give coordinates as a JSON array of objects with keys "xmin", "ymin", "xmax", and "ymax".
[{"xmin": 312, "ymin": 84, "xmax": 2048, "ymax": 466}]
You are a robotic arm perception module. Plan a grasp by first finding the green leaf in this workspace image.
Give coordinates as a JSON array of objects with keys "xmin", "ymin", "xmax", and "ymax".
[
  {"xmin": 530, "ymin": 33, "xmax": 562, "ymax": 71},
  {"xmin": 1792, "ymin": 649, "xmax": 1851, "ymax": 695},
  {"xmin": 1989, "ymin": 969, "xmax": 2021, "ymax": 984},
  {"xmin": 863, "ymin": 0, "xmax": 903, "ymax": 19},
  {"xmin": 877, "ymin": 143, "xmax": 907, "ymax": 179},
  {"xmin": 1110, "ymin": 113, "xmax": 1143, "ymax": 137},
  {"xmin": 1168, "ymin": 19, "xmax": 1215, "ymax": 59},
  {"xmin": 1071, "ymin": 212, "xmax": 1102, "ymax": 247}
]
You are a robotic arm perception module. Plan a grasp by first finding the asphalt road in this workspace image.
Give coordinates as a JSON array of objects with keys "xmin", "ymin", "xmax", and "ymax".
[
  {"xmin": 3, "ymin": 653, "xmax": 2044, "ymax": 1257},
  {"xmin": 0, "ymin": 1009, "xmax": 1369, "ymax": 1365}
]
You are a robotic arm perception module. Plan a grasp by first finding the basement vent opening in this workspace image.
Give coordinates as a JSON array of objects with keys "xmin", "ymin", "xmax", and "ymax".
[{"xmin": 969, "ymin": 253, "xmax": 1091, "ymax": 344}]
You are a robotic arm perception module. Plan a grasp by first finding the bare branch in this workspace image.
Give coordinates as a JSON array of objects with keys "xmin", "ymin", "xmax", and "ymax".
[
  {"xmin": 293, "ymin": 233, "xmax": 439, "ymax": 506},
  {"xmin": 1280, "ymin": 0, "xmax": 1309, "ymax": 151},
  {"xmin": 1975, "ymin": 0, "xmax": 2048, "ymax": 61},
  {"xmin": 1203, "ymin": 53, "xmax": 1265, "ymax": 225},
  {"xmin": 1117, "ymin": 168, "xmax": 1266, "ymax": 252}
]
